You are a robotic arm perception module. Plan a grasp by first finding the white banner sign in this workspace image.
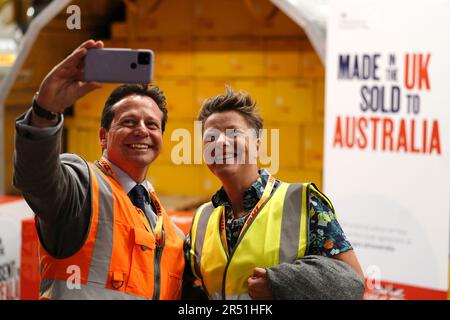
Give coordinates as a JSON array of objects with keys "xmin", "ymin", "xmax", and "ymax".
[
  {"xmin": 324, "ymin": 0, "xmax": 450, "ymax": 299},
  {"xmin": 0, "ymin": 198, "xmax": 34, "ymax": 300}
]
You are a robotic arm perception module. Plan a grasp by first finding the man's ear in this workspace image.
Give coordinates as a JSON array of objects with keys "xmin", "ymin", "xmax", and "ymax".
[{"xmin": 99, "ymin": 127, "xmax": 107, "ymax": 149}]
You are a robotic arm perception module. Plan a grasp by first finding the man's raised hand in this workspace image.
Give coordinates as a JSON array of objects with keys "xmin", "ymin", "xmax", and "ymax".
[{"xmin": 36, "ymin": 40, "xmax": 104, "ymax": 113}]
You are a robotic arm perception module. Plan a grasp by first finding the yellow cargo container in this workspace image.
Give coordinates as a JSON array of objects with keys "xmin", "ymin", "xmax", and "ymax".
[
  {"xmin": 275, "ymin": 168, "xmax": 322, "ymax": 188},
  {"xmin": 157, "ymin": 38, "xmax": 194, "ymax": 78},
  {"xmin": 193, "ymin": 0, "xmax": 251, "ymax": 37},
  {"xmin": 270, "ymin": 79, "xmax": 314, "ymax": 124},
  {"xmin": 75, "ymin": 84, "xmax": 119, "ymax": 119},
  {"xmin": 200, "ymin": 167, "xmax": 223, "ymax": 195},
  {"xmin": 229, "ymin": 39, "xmax": 265, "ymax": 78},
  {"xmin": 313, "ymin": 80, "xmax": 325, "ymax": 121},
  {"xmin": 13, "ymin": 0, "xmax": 327, "ymax": 199},
  {"xmin": 65, "ymin": 118, "xmax": 101, "ymax": 162},
  {"xmin": 194, "ymin": 39, "xmax": 233, "ymax": 78},
  {"xmin": 194, "ymin": 79, "xmax": 236, "ymax": 107},
  {"xmin": 263, "ymin": 122, "xmax": 303, "ymax": 170},
  {"xmin": 299, "ymin": 50, "xmax": 325, "ymax": 78},
  {"xmin": 303, "ymin": 123, "xmax": 324, "ymax": 171},
  {"xmin": 160, "ymin": 119, "xmax": 198, "ymax": 165},
  {"xmin": 156, "ymin": 78, "xmax": 196, "ymax": 120},
  {"xmin": 265, "ymin": 39, "xmax": 302, "ymax": 78},
  {"xmin": 233, "ymin": 79, "xmax": 272, "ymax": 112},
  {"xmin": 147, "ymin": 163, "xmax": 203, "ymax": 196}
]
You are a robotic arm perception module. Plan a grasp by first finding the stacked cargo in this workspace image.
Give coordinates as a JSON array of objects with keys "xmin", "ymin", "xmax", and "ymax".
[{"xmin": 63, "ymin": 0, "xmax": 326, "ymax": 197}]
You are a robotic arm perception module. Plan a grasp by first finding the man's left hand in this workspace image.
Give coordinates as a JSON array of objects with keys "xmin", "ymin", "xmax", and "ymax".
[{"xmin": 248, "ymin": 267, "xmax": 273, "ymax": 300}]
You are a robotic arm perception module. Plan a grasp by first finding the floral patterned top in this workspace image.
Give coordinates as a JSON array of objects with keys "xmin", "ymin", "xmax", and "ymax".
[{"xmin": 211, "ymin": 169, "xmax": 352, "ymax": 257}]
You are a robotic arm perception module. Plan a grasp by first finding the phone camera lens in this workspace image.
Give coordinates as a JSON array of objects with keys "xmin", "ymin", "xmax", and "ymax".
[
  {"xmin": 138, "ymin": 52, "xmax": 150, "ymax": 65},
  {"xmin": 131, "ymin": 62, "xmax": 137, "ymax": 69}
]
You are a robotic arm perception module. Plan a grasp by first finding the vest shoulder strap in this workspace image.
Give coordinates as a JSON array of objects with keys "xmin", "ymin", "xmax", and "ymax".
[
  {"xmin": 190, "ymin": 202, "xmax": 215, "ymax": 280},
  {"xmin": 308, "ymin": 182, "xmax": 335, "ymax": 214},
  {"xmin": 278, "ymin": 182, "xmax": 311, "ymax": 263}
]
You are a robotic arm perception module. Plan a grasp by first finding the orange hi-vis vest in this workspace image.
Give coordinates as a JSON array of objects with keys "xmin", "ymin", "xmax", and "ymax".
[{"xmin": 37, "ymin": 161, "xmax": 185, "ymax": 299}]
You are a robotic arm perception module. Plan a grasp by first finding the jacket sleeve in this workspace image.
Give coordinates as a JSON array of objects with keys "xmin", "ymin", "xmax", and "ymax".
[
  {"xmin": 181, "ymin": 235, "xmax": 208, "ymax": 300},
  {"xmin": 266, "ymin": 255, "xmax": 365, "ymax": 300},
  {"xmin": 13, "ymin": 110, "xmax": 92, "ymax": 257}
]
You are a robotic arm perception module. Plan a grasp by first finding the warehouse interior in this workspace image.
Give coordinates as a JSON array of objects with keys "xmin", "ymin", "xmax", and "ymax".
[
  {"xmin": 1, "ymin": 0, "xmax": 449, "ymax": 301},
  {"xmin": 1, "ymin": 0, "xmax": 325, "ymax": 211}
]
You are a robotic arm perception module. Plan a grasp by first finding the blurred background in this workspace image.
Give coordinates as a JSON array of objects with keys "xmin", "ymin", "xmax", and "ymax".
[
  {"xmin": 0, "ymin": 0, "xmax": 327, "ymax": 300},
  {"xmin": 1, "ymin": 0, "xmax": 448, "ymax": 301},
  {"xmin": 0, "ymin": 0, "xmax": 325, "ymax": 207}
]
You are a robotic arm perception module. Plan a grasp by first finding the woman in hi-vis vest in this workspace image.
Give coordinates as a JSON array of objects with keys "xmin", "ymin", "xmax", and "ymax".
[{"xmin": 185, "ymin": 86, "xmax": 365, "ymax": 300}]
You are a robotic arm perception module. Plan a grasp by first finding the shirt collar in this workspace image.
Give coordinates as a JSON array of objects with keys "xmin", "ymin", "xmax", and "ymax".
[
  {"xmin": 105, "ymin": 158, "xmax": 153, "ymax": 195},
  {"xmin": 211, "ymin": 169, "xmax": 272, "ymax": 210}
]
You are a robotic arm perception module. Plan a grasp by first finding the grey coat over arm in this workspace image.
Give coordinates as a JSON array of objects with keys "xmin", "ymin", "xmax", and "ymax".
[{"xmin": 267, "ymin": 255, "xmax": 365, "ymax": 300}]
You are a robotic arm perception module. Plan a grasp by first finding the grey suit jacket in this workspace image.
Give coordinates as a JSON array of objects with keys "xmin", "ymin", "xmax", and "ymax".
[{"xmin": 14, "ymin": 111, "xmax": 92, "ymax": 257}]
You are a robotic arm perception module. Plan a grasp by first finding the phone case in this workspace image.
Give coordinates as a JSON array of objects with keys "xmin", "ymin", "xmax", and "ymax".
[{"xmin": 84, "ymin": 48, "xmax": 154, "ymax": 84}]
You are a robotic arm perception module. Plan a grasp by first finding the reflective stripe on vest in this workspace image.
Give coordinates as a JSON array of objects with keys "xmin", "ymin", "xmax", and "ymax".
[
  {"xmin": 39, "ymin": 279, "xmax": 146, "ymax": 300},
  {"xmin": 208, "ymin": 292, "xmax": 251, "ymax": 300},
  {"xmin": 190, "ymin": 202, "xmax": 214, "ymax": 281},
  {"xmin": 87, "ymin": 165, "xmax": 115, "ymax": 286},
  {"xmin": 190, "ymin": 182, "xmax": 310, "ymax": 300},
  {"xmin": 279, "ymin": 183, "xmax": 308, "ymax": 263},
  {"xmin": 38, "ymin": 163, "xmax": 185, "ymax": 300}
]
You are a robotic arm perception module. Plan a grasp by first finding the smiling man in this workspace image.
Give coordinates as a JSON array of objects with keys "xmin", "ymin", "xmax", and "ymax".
[{"xmin": 13, "ymin": 40, "xmax": 185, "ymax": 300}]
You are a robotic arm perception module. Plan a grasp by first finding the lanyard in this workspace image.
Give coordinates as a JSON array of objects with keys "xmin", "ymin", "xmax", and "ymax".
[
  {"xmin": 95, "ymin": 158, "xmax": 164, "ymax": 246},
  {"xmin": 219, "ymin": 175, "xmax": 276, "ymax": 254},
  {"xmin": 148, "ymin": 190, "xmax": 164, "ymax": 247}
]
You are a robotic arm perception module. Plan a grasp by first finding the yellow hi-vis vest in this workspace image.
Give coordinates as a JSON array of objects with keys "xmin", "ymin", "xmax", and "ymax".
[{"xmin": 189, "ymin": 181, "xmax": 326, "ymax": 300}]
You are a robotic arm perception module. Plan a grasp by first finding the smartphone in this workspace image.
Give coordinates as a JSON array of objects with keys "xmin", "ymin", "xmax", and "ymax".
[{"xmin": 84, "ymin": 48, "xmax": 154, "ymax": 84}]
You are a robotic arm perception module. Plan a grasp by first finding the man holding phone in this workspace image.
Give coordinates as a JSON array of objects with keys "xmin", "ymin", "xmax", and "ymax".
[{"xmin": 13, "ymin": 40, "xmax": 185, "ymax": 299}]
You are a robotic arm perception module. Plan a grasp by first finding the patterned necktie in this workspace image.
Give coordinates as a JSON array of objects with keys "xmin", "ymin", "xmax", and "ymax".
[{"xmin": 129, "ymin": 184, "xmax": 156, "ymax": 230}]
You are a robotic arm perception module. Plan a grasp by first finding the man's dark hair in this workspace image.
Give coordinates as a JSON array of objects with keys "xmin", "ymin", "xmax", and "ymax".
[
  {"xmin": 101, "ymin": 84, "xmax": 168, "ymax": 132},
  {"xmin": 197, "ymin": 85, "xmax": 263, "ymax": 135}
]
